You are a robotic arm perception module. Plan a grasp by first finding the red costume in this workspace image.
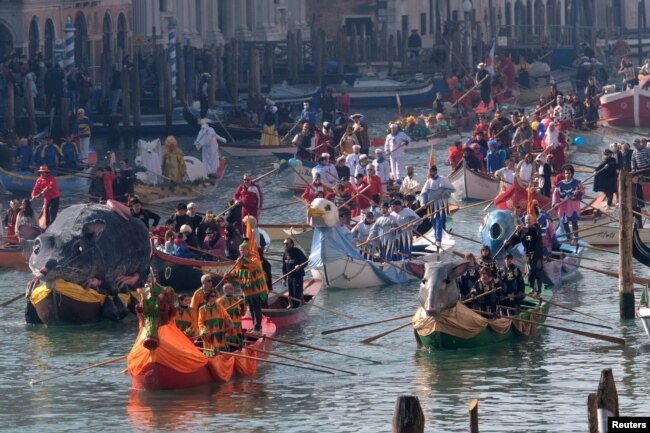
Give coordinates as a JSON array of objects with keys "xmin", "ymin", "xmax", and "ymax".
[
  {"xmin": 31, "ymin": 173, "xmax": 60, "ymax": 202},
  {"xmin": 232, "ymin": 182, "xmax": 263, "ymax": 221}
]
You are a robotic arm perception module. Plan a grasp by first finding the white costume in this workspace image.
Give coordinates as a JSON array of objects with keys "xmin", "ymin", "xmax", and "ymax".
[
  {"xmin": 494, "ymin": 166, "xmax": 515, "ymax": 188},
  {"xmin": 399, "ymin": 175, "xmax": 420, "ymax": 196},
  {"xmin": 373, "ymin": 156, "xmax": 391, "ymax": 185},
  {"xmin": 194, "ymin": 122, "xmax": 225, "ymax": 176},
  {"xmin": 384, "ymin": 131, "xmax": 410, "ymax": 180}
]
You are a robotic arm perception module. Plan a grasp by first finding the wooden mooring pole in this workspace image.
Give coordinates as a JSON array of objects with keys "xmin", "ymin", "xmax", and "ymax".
[
  {"xmin": 392, "ymin": 395, "xmax": 425, "ymax": 433},
  {"xmin": 133, "ymin": 48, "xmax": 142, "ymax": 135},
  {"xmin": 587, "ymin": 368, "xmax": 619, "ymax": 433},
  {"xmin": 468, "ymin": 399, "xmax": 479, "ymax": 433},
  {"xmin": 619, "ymin": 170, "xmax": 635, "ymax": 318}
]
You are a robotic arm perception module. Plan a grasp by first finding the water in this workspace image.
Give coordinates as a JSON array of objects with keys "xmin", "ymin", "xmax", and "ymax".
[{"xmin": 1, "ymin": 112, "xmax": 649, "ymax": 433}]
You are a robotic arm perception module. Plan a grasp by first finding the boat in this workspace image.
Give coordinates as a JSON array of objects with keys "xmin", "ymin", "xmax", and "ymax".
[
  {"xmin": 449, "ymin": 161, "xmax": 500, "ymax": 202},
  {"xmin": 0, "ymin": 225, "xmax": 41, "ymax": 269},
  {"xmin": 412, "ymin": 260, "xmax": 552, "ymax": 349},
  {"xmin": 411, "ymin": 229, "xmax": 456, "ymax": 253},
  {"xmin": 182, "ymin": 105, "xmax": 292, "ymax": 143},
  {"xmin": 370, "ymin": 131, "xmax": 459, "ymax": 151},
  {"xmin": 263, "ymin": 279, "xmax": 322, "ymax": 327},
  {"xmin": 306, "ymin": 198, "xmax": 447, "ymax": 289},
  {"xmin": 0, "ymin": 166, "xmax": 91, "ymax": 193},
  {"xmin": 599, "ymin": 76, "xmax": 650, "ymax": 128},
  {"xmin": 493, "ymin": 180, "xmax": 552, "ymax": 214},
  {"xmin": 150, "ymin": 247, "xmax": 235, "ymax": 293},
  {"xmin": 267, "ymin": 81, "xmax": 321, "ymax": 106},
  {"xmin": 260, "ymin": 223, "xmax": 314, "ymax": 251},
  {"xmin": 330, "ymin": 76, "xmax": 436, "ymax": 107},
  {"xmin": 128, "ymin": 283, "xmax": 275, "ymax": 391},
  {"xmin": 274, "ymin": 155, "xmax": 315, "ymax": 191},
  {"xmin": 639, "ymin": 286, "xmax": 650, "ymax": 342},
  {"xmin": 133, "ymin": 157, "xmax": 227, "ymax": 204},
  {"xmin": 480, "ymin": 209, "xmax": 582, "ymax": 287},
  {"xmin": 577, "ymin": 194, "xmax": 650, "ymax": 247}
]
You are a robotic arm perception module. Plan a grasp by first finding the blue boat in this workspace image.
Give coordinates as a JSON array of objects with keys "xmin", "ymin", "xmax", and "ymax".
[
  {"xmin": 0, "ymin": 166, "xmax": 89, "ymax": 192},
  {"xmin": 330, "ymin": 76, "xmax": 436, "ymax": 107}
]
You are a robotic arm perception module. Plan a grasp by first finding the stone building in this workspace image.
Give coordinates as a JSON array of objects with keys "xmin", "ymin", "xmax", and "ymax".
[{"xmin": 131, "ymin": 0, "xmax": 310, "ymax": 48}]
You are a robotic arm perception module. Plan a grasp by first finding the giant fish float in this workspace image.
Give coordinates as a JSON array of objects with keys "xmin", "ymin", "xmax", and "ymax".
[{"xmin": 26, "ymin": 201, "xmax": 151, "ymax": 325}]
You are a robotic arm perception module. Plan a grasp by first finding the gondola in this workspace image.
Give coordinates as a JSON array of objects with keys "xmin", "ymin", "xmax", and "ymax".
[{"xmin": 263, "ymin": 279, "xmax": 322, "ymax": 327}]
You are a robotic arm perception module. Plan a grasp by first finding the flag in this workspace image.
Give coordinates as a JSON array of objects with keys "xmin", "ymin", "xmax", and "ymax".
[
  {"xmin": 485, "ymin": 42, "xmax": 495, "ymax": 75},
  {"xmin": 244, "ymin": 217, "xmax": 259, "ymax": 259},
  {"xmin": 428, "ymin": 145, "xmax": 436, "ymax": 169},
  {"xmin": 526, "ymin": 182, "xmax": 537, "ymax": 224}
]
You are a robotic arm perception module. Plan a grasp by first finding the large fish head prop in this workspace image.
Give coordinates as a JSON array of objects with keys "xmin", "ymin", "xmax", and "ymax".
[
  {"xmin": 307, "ymin": 198, "xmax": 339, "ymax": 228},
  {"xmin": 418, "ymin": 260, "xmax": 468, "ymax": 316},
  {"xmin": 479, "ymin": 209, "xmax": 520, "ymax": 260}
]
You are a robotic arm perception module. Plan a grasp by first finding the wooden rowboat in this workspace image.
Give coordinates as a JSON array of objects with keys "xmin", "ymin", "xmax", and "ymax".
[
  {"xmin": 263, "ymin": 279, "xmax": 322, "ymax": 327},
  {"xmin": 449, "ymin": 162, "xmax": 500, "ymax": 202},
  {"xmin": 151, "ymin": 247, "xmax": 235, "ymax": 293},
  {"xmin": 0, "ymin": 243, "xmax": 29, "ymax": 269},
  {"xmin": 0, "ymin": 166, "xmax": 90, "ymax": 192},
  {"xmin": 578, "ymin": 194, "xmax": 650, "ymax": 247}
]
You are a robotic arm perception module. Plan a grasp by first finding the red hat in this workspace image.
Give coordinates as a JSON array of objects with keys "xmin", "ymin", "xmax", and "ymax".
[{"xmin": 37, "ymin": 165, "xmax": 50, "ymax": 173}]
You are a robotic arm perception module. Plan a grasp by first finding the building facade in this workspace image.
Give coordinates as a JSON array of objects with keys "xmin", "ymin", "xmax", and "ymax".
[{"xmin": 131, "ymin": 0, "xmax": 310, "ymax": 49}]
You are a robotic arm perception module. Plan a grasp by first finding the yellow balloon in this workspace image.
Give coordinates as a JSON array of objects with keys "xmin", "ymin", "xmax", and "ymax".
[{"xmin": 531, "ymin": 121, "xmax": 539, "ymax": 131}]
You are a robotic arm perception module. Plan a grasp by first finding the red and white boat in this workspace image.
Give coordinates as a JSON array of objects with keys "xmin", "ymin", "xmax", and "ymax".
[{"xmin": 600, "ymin": 75, "xmax": 650, "ymax": 128}]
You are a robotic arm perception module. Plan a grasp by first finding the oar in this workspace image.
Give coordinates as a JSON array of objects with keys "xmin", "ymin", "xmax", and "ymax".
[
  {"xmin": 452, "ymin": 75, "xmax": 489, "ymax": 108},
  {"xmin": 546, "ymin": 257, "xmax": 650, "ymax": 285},
  {"xmin": 279, "ymin": 120, "xmax": 300, "ymax": 144},
  {"xmin": 473, "ymin": 309, "xmax": 625, "ymax": 345},
  {"xmin": 212, "ymin": 258, "xmax": 242, "ymax": 289},
  {"xmin": 528, "ymin": 293, "xmax": 612, "ymax": 323},
  {"xmin": 454, "ymin": 198, "xmax": 494, "ymax": 211},
  {"xmin": 273, "ymin": 292, "xmax": 354, "ymax": 319},
  {"xmin": 446, "ymin": 230, "xmax": 482, "ymax": 245},
  {"xmin": 225, "ymin": 342, "xmax": 356, "ymax": 375},
  {"xmin": 255, "ymin": 334, "xmax": 381, "ymax": 364},
  {"xmin": 1, "ymin": 292, "xmax": 25, "ymax": 307},
  {"xmin": 321, "ymin": 313, "xmax": 414, "ymax": 335},
  {"xmin": 359, "ymin": 321, "xmax": 412, "ymax": 344},
  {"xmin": 30, "ymin": 355, "xmax": 127, "ymax": 385},
  {"xmin": 262, "ymin": 198, "xmax": 304, "ymax": 211},
  {"xmin": 212, "ymin": 347, "xmax": 335, "ymax": 375},
  {"xmin": 461, "ymin": 287, "xmax": 502, "ymax": 305},
  {"xmin": 252, "ymin": 167, "xmax": 279, "ymax": 183},
  {"xmin": 496, "ymin": 305, "xmax": 613, "ymax": 330}
]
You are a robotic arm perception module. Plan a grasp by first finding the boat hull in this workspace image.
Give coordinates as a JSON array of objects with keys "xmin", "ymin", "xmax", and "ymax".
[
  {"xmin": 449, "ymin": 164, "xmax": 500, "ymax": 201},
  {"xmin": 600, "ymin": 85, "xmax": 650, "ymax": 128},
  {"xmin": 640, "ymin": 307, "xmax": 650, "ymax": 341},
  {"xmin": 414, "ymin": 286, "xmax": 552, "ymax": 350},
  {"xmin": 0, "ymin": 245, "xmax": 29, "ymax": 269},
  {"xmin": 331, "ymin": 80, "xmax": 436, "ymax": 107},
  {"xmin": 151, "ymin": 248, "xmax": 235, "ymax": 293},
  {"xmin": 0, "ymin": 167, "xmax": 89, "ymax": 192},
  {"xmin": 263, "ymin": 279, "xmax": 321, "ymax": 327}
]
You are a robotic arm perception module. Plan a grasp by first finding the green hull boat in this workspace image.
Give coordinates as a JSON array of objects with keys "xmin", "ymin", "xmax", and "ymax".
[{"xmin": 413, "ymin": 285, "xmax": 552, "ymax": 350}]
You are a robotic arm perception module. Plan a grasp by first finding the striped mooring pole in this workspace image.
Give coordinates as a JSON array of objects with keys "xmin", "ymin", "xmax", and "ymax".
[
  {"xmin": 64, "ymin": 22, "xmax": 75, "ymax": 73},
  {"xmin": 167, "ymin": 19, "xmax": 177, "ymax": 101},
  {"xmin": 53, "ymin": 42, "xmax": 64, "ymax": 68}
]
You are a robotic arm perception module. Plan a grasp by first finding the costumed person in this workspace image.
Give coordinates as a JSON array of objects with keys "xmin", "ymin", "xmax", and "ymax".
[
  {"xmin": 467, "ymin": 266, "xmax": 501, "ymax": 314},
  {"xmin": 175, "ymin": 294, "xmax": 194, "ymax": 336},
  {"xmin": 419, "ymin": 165, "xmax": 455, "ymax": 247},
  {"xmin": 88, "ymin": 167, "xmax": 107, "ymax": 203},
  {"xmin": 372, "ymin": 148, "xmax": 391, "ymax": 187},
  {"xmin": 232, "ymin": 173, "xmax": 264, "ymax": 222},
  {"xmin": 72, "ymin": 108, "xmax": 93, "ymax": 163},
  {"xmin": 593, "ymin": 149, "xmax": 618, "ymax": 208},
  {"xmin": 338, "ymin": 125, "xmax": 359, "ymax": 155},
  {"xmin": 455, "ymin": 146, "xmax": 481, "ymax": 171},
  {"xmin": 14, "ymin": 138, "xmax": 33, "ymax": 171},
  {"xmin": 446, "ymin": 141, "xmax": 464, "ymax": 168},
  {"xmin": 30, "ymin": 165, "xmax": 60, "ymax": 227},
  {"xmin": 345, "ymin": 144, "xmax": 362, "ymax": 180},
  {"xmin": 161, "ymin": 136, "xmax": 187, "ymax": 183},
  {"xmin": 218, "ymin": 283, "xmax": 245, "ymax": 347},
  {"xmin": 194, "ymin": 119, "xmax": 226, "ymax": 177},
  {"xmin": 59, "ymin": 134, "xmax": 79, "ymax": 171},
  {"xmin": 389, "ymin": 199, "xmax": 420, "ymax": 257},
  {"xmin": 2, "ymin": 200, "xmax": 20, "ymax": 243},
  {"xmin": 498, "ymin": 253, "xmax": 525, "ymax": 313},
  {"xmin": 190, "ymin": 273, "xmax": 217, "ymax": 325},
  {"xmin": 350, "ymin": 113, "xmax": 370, "ymax": 154},
  {"xmin": 475, "ymin": 62, "xmax": 492, "ymax": 108},
  {"xmin": 457, "ymin": 253, "xmax": 480, "ymax": 299},
  {"xmin": 351, "ymin": 211, "xmax": 375, "ymax": 255},
  {"xmin": 282, "ymin": 238, "xmax": 308, "ymax": 309},
  {"xmin": 14, "ymin": 199, "xmax": 38, "ymax": 238},
  {"xmin": 505, "ymin": 214, "xmax": 546, "ymax": 294},
  {"xmin": 298, "ymin": 101, "xmax": 317, "ymax": 126},
  {"xmin": 292, "ymin": 122, "xmax": 315, "ymax": 160},
  {"xmin": 495, "ymin": 159, "xmax": 516, "ymax": 191},
  {"xmin": 477, "ymin": 245, "xmax": 500, "ymax": 277},
  {"xmin": 226, "ymin": 239, "xmax": 269, "ymax": 333},
  {"xmin": 552, "ymin": 96, "xmax": 574, "ymax": 132},
  {"xmin": 335, "ymin": 155, "xmax": 351, "ymax": 182},
  {"xmin": 403, "ymin": 115, "xmax": 431, "ymax": 140},
  {"xmin": 260, "ymin": 102, "xmax": 280, "ymax": 146},
  {"xmin": 537, "ymin": 154, "xmax": 553, "ymax": 198},
  {"xmin": 129, "ymin": 197, "xmax": 160, "ymax": 229},
  {"xmin": 400, "ymin": 165, "xmax": 420, "ymax": 196},
  {"xmin": 485, "ymin": 140, "xmax": 503, "ymax": 173},
  {"xmin": 312, "ymin": 154, "xmax": 339, "ymax": 189},
  {"xmin": 302, "ymin": 173, "xmax": 325, "ymax": 205},
  {"xmin": 384, "ymin": 123, "xmax": 411, "ymax": 181},
  {"xmin": 552, "ymin": 164, "xmax": 584, "ymax": 241},
  {"xmin": 197, "ymin": 289, "xmax": 233, "ymax": 354},
  {"xmin": 368, "ymin": 201, "xmax": 399, "ymax": 260},
  {"xmin": 541, "ymin": 121, "xmax": 565, "ymax": 171},
  {"xmin": 516, "ymin": 153, "xmax": 535, "ymax": 186}
]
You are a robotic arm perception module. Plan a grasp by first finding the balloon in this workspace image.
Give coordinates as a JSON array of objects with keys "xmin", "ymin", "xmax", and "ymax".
[
  {"xmin": 279, "ymin": 159, "xmax": 287, "ymax": 165},
  {"xmin": 567, "ymin": 136, "xmax": 574, "ymax": 145},
  {"xmin": 287, "ymin": 158, "xmax": 295, "ymax": 167},
  {"xmin": 537, "ymin": 123, "xmax": 545, "ymax": 139},
  {"xmin": 273, "ymin": 162, "xmax": 280, "ymax": 170},
  {"xmin": 574, "ymin": 136, "xmax": 584, "ymax": 146},
  {"xmin": 294, "ymin": 160, "xmax": 303, "ymax": 168},
  {"xmin": 531, "ymin": 120, "xmax": 539, "ymax": 131}
]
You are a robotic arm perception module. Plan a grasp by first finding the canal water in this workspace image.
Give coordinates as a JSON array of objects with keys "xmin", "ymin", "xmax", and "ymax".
[{"xmin": 0, "ymin": 109, "xmax": 648, "ymax": 433}]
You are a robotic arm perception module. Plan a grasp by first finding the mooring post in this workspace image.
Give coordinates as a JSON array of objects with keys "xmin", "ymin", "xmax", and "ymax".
[
  {"xmin": 392, "ymin": 395, "xmax": 425, "ymax": 433},
  {"xmin": 132, "ymin": 48, "xmax": 142, "ymax": 134},
  {"xmin": 468, "ymin": 398, "xmax": 479, "ymax": 433},
  {"xmin": 619, "ymin": 170, "xmax": 635, "ymax": 318},
  {"xmin": 587, "ymin": 368, "xmax": 619, "ymax": 433}
]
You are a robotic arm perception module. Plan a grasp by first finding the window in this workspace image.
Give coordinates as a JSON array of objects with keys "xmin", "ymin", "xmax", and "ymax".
[{"xmin": 420, "ymin": 13, "xmax": 426, "ymax": 35}]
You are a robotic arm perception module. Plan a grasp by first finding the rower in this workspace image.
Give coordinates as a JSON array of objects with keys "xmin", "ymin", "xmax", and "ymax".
[
  {"xmin": 468, "ymin": 266, "xmax": 501, "ymax": 315},
  {"xmin": 498, "ymin": 253, "xmax": 525, "ymax": 315},
  {"xmin": 419, "ymin": 165, "xmax": 455, "ymax": 247},
  {"xmin": 477, "ymin": 245, "xmax": 499, "ymax": 278}
]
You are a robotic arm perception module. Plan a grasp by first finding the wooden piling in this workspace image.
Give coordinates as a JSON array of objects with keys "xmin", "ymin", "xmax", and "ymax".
[
  {"xmin": 229, "ymin": 39, "xmax": 239, "ymax": 106},
  {"xmin": 177, "ymin": 42, "xmax": 186, "ymax": 103},
  {"xmin": 24, "ymin": 74, "xmax": 36, "ymax": 135},
  {"xmin": 163, "ymin": 49, "xmax": 172, "ymax": 131},
  {"xmin": 468, "ymin": 399, "xmax": 479, "ymax": 433},
  {"xmin": 392, "ymin": 395, "xmax": 425, "ymax": 433},
  {"xmin": 133, "ymin": 48, "xmax": 142, "ymax": 133},
  {"xmin": 313, "ymin": 29, "xmax": 323, "ymax": 87},
  {"xmin": 587, "ymin": 368, "xmax": 619, "ymax": 433},
  {"xmin": 5, "ymin": 72, "xmax": 15, "ymax": 133},
  {"xmin": 380, "ymin": 23, "xmax": 388, "ymax": 62},
  {"xmin": 359, "ymin": 26, "xmax": 367, "ymax": 65},
  {"xmin": 619, "ymin": 170, "xmax": 635, "ymax": 318},
  {"xmin": 154, "ymin": 27, "xmax": 165, "ymax": 111},
  {"xmin": 121, "ymin": 57, "xmax": 132, "ymax": 140},
  {"xmin": 216, "ymin": 44, "xmax": 225, "ymax": 90},
  {"xmin": 337, "ymin": 26, "xmax": 345, "ymax": 75},
  {"xmin": 387, "ymin": 35, "xmax": 395, "ymax": 76},
  {"xmin": 587, "ymin": 393, "xmax": 598, "ymax": 433},
  {"xmin": 248, "ymin": 45, "xmax": 261, "ymax": 108}
]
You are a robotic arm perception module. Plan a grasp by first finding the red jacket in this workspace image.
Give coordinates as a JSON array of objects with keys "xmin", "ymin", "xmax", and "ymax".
[
  {"xmin": 103, "ymin": 172, "xmax": 116, "ymax": 200},
  {"xmin": 31, "ymin": 174, "xmax": 60, "ymax": 201},
  {"xmin": 233, "ymin": 183, "xmax": 263, "ymax": 212}
]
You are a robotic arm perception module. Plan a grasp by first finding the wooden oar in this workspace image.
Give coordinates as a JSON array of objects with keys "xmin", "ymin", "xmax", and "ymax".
[
  {"xmin": 1, "ymin": 292, "xmax": 25, "ymax": 307},
  {"xmin": 461, "ymin": 287, "xmax": 502, "ymax": 305},
  {"xmin": 255, "ymin": 334, "xmax": 381, "ymax": 364},
  {"xmin": 546, "ymin": 257, "xmax": 650, "ymax": 285},
  {"xmin": 447, "ymin": 230, "xmax": 482, "ymax": 245},
  {"xmin": 359, "ymin": 321, "xmax": 412, "ymax": 344},
  {"xmin": 212, "ymin": 347, "xmax": 335, "ymax": 375},
  {"xmin": 262, "ymin": 198, "xmax": 304, "ymax": 211},
  {"xmin": 321, "ymin": 313, "xmax": 414, "ymax": 335},
  {"xmin": 527, "ymin": 293, "xmax": 612, "ymax": 323},
  {"xmin": 272, "ymin": 291, "xmax": 354, "ymax": 319},
  {"xmin": 225, "ymin": 342, "xmax": 356, "ymax": 375},
  {"xmin": 454, "ymin": 198, "xmax": 494, "ymax": 211},
  {"xmin": 496, "ymin": 305, "xmax": 614, "ymax": 330},
  {"xmin": 473, "ymin": 310, "xmax": 625, "ymax": 345},
  {"xmin": 30, "ymin": 355, "xmax": 127, "ymax": 385},
  {"xmin": 452, "ymin": 75, "xmax": 489, "ymax": 108},
  {"xmin": 252, "ymin": 167, "xmax": 279, "ymax": 183}
]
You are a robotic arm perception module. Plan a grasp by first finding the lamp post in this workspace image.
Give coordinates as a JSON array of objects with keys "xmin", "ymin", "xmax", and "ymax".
[{"xmin": 463, "ymin": 0, "xmax": 473, "ymax": 70}]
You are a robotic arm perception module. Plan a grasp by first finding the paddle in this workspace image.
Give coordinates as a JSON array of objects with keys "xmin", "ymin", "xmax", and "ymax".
[
  {"xmin": 496, "ymin": 305, "xmax": 614, "ymax": 330},
  {"xmin": 452, "ymin": 75, "xmax": 490, "ymax": 108},
  {"xmin": 225, "ymin": 342, "xmax": 356, "ymax": 375},
  {"xmin": 546, "ymin": 257, "xmax": 650, "ymax": 285},
  {"xmin": 472, "ymin": 309, "xmax": 625, "ymax": 345},
  {"xmin": 527, "ymin": 292, "xmax": 612, "ymax": 324},
  {"xmin": 321, "ymin": 313, "xmax": 414, "ymax": 335},
  {"xmin": 462, "ymin": 287, "xmax": 502, "ymax": 305},
  {"xmin": 272, "ymin": 291, "xmax": 354, "ymax": 319},
  {"xmin": 262, "ymin": 198, "xmax": 304, "ymax": 211},
  {"xmin": 359, "ymin": 321, "xmax": 412, "ymax": 344},
  {"xmin": 0, "ymin": 292, "xmax": 25, "ymax": 307},
  {"xmin": 253, "ymin": 167, "xmax": 280, "ymax": 183},
  {"xmin": 209, "ymin": 347, "xmax": 335, "ymax": 375},
  {"xmin": 255, "ymin": 334, "xmax": 381, "ymax": 364},
  {"xmin": 30, "ymin": 355, "xmax": 127, "ymax": 385}
]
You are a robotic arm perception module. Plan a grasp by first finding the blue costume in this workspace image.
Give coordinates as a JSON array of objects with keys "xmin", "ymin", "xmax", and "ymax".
[
  {"xmin": 14, "ymin": 145, "xmax": 33, "ymax": 170},
  {"xmin": 59, "ymin": 141, "xmax": 79, "ymax": 171}
]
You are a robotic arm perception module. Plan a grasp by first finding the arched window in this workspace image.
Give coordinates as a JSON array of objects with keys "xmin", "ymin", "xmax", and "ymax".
[
  {"xmin": 117, "ymin": 13, "xmax": 127, "ymax": 52},
  {"xmin": 44, "ymin": 19, "xmax": 55, "ymax": 62},
  {"xmin": 102, "ymin": 13, "xmax": 112, "ymax": 54},
  {"xmin": 0, "ymin": 22, "xmax": 13, "ymax": 61},
  {"xmin": 28, "ymin": 17, "xmax": 39, "ymax": 60},
  {"xmin": 534, "ymin": 0, "xmax": 544, "ymax": 36},
  {"xmin": 75, "ymin": 12, "xmax": 90, "ymax": 69}
]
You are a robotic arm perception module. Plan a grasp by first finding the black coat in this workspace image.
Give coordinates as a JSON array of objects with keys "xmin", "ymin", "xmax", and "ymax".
[{"xmin": 593, "ymin": 156, "xmax": 617, "ymax": 195}]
